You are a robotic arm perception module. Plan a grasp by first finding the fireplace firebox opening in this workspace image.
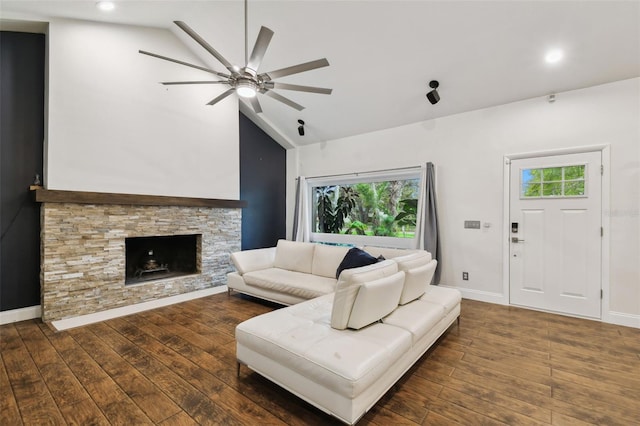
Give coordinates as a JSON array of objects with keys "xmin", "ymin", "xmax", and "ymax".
[{"xmin": 125, "ymin": 234, "xmax": 200, "ymax": 285}]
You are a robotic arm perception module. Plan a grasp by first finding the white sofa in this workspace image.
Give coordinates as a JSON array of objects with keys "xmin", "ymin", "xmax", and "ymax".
[
  {"xmin": 227, "ymin": 239, "xmax": 429, "ymax": 305},
  {"xmin": 236, "ymin": 257, "xmax": 461, "ymax": 424},
  {"xmin": 232, "ymin": 240, "xmax": 461, "ymax": 424}
]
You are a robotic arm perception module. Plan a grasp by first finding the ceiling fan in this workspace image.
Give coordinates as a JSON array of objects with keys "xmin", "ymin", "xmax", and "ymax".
[{"xmin": 139, "ymin": 0, "xmax": 332, "ymax": 113}]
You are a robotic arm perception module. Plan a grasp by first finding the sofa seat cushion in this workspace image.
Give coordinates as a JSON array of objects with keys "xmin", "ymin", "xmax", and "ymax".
[
  {"xmin": 420, "ymin": 285, "xmax": 462, "ymax": 314},
  {"xmin": 236, "ymin": 294, "xmax": 413, "ymax": 399},
  {"xmin": 382, "ymin": 299, "xmax": 444, "ymax": 344},
  {"xmin": 243, "ymin": 268, "xmax": 336, "ymax": 299}
]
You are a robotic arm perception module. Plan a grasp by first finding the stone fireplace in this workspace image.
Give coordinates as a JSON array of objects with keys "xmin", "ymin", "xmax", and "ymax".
[{"xmin": 36, "ymin": 189, "xmax": 245, "ymax": 322}]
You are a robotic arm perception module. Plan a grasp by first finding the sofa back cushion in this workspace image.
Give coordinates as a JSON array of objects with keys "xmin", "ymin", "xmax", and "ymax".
[
  {"xmin": 394, "ymin": 251, "xmax": 432, "ymax": 271},
  {"xmin": 311, "ymin": 244, "xmax": 350, "ymax": 279},
  {"xmin": 347, "ymin": 271, "xmax": 405, "ymax": 330},
  {"xmin": 363, "ymin": 246, "xmax": 422, "ymax": 260},
  {"xmin": 399, "ymin": 260, "xmax": 437, "ymax": 305},
  {"xmin": 331, "ymin": 259, "xmax": 398, "ymax": 330},
  {"xmin": 274, "ymin": 240, "xmax": 315, "ymax": 273}
]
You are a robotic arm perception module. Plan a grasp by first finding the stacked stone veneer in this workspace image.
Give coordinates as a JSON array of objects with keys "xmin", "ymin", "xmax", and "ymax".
[{"xmin": 41, "ymin": 203, "xmax": 241, "ymax": 322}]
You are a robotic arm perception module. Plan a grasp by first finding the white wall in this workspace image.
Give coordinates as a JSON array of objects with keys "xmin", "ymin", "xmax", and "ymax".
[
  {"xmin": 47, "ymin": 19, "xmax": 239, "ymax": 199},
  {"xmin": 290, "ymin": 78, "xmax": 640, "ymax": 323}
]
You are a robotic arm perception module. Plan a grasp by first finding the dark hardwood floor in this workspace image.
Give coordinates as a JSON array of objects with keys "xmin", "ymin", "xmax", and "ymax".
[{"xmin": 2, "ymin": 293, "xmax": 640, "ymax": 425}]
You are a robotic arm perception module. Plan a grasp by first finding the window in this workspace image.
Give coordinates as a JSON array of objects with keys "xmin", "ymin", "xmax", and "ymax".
[
  {"xmin": 306, "ymin": 169, "xmax": 422, "ymax": 248},
  {"xmin": 521, "ymin": 164, "xmax": 586, "ymax": 198}
]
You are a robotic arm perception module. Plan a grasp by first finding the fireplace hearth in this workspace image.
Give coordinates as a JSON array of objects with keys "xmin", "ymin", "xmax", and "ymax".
[{"xmin": 125, "ymin": 234, "xmax": 200, "ymax": 285}]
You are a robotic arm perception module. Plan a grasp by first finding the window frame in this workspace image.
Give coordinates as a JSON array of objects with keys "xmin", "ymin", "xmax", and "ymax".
[{"xmin": 305, "ymin": 167, "xmax": 423, "ymax": 249}]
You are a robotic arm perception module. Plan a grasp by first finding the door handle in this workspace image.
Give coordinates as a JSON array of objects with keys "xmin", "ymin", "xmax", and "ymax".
[{"xmin": 511, "ymin": 237, "xmax": 525, "ymax": 243}]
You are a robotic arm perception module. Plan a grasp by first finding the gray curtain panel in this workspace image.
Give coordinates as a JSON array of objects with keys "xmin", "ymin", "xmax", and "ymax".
[
  {"xmin": 292, "ymin": 177, "xmax": 302, "ymax": 241},
  {"xmin": 424, "ymin": 162, "xmax": 442, "ymax": 284}
]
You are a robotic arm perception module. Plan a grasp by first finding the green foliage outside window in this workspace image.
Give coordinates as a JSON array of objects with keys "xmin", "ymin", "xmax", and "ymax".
[{"xmin": 313, "ymin": 178, "xmax": 419, "ymax": 238}]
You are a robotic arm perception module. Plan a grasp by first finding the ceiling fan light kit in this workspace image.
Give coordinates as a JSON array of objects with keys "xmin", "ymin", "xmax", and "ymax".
[
  {"xmin": 236, "ymin": 79, "xmax": 258, "ymax": 98},
  {"xmin": 139, "ymin": 0, "xmax": 331, "ymax": 114}
]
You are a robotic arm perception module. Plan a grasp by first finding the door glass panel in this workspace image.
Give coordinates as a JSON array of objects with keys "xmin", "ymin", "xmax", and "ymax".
[
  {"xmin": 543, "ymin": 167, "xmax": 562, "ymax": 182},
  {"xmin": 522, "ymin": 168, "xmax": 539, "ymax": 185},
  {"xmin": 542, "ymin": 182, "xmax": 562, "ymax": 196},
  {"xmin": 521, "ymin": 164, "xmax": 587, "ymax": 199},
  {"xmin": 523, "ymin": 183, "xmax": 541, "ymax": 197},
  {"xmin": 564, "ymin": 165, "xmax": 585, "ymax": 180},
  {"xmin": 564, "ymin": 181, "xmax": 585, "ymax": 196}
]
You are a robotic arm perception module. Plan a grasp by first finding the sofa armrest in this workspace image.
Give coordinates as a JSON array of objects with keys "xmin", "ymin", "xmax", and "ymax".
[{"xmin": 230, "ymin": 247, "xmax": 277, "ymax": 275}]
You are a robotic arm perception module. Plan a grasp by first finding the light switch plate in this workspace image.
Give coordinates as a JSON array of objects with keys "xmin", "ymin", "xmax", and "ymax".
[{"xmin": 464, "ymin": 220, "xmax": 481, "ymax": 229}]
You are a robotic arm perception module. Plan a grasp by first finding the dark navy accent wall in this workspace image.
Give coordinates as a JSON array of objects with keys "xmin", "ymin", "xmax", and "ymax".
[
  {"xmin": 0, "ymin": 32, "xmax": 45, "ymax": 311},
  {"xmin": 239, "ymin": 112, "xmax": 286, "ymax": 250}
]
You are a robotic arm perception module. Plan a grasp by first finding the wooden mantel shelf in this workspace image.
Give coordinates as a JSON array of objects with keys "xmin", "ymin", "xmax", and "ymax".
[{"xmin": 33, "ymin": 189, "xmax": 247, "ymax": 209}]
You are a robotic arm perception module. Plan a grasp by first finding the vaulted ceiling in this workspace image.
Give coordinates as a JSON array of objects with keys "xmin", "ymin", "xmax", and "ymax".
[{"xmin": 2, "ymin": 1, "xmax": 639, "ymax": 147}]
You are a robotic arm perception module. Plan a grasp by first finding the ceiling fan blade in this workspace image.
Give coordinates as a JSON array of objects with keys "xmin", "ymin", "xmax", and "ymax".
[
  {"xmin": 249, "ymin": 96, "xmax": 263, "ymax": 114},
  {"xmin": 161, "ymin": 81, "xmax": 229, "ymax": 85},
  {"xmin": 272, "ymin": 82, "xmax": 332, "ymax": 95},
  {"xmin": 206, "ymin": 88, "xmax": 236, "ymax": 106},
  {"xmin": 246, "ymin": 26, "xmax": 274, "ymax": 73},
  {"xmin": 261, "ymin": 58, "xmax": 330, "ymax": 80},
  {"xmin": 264, "ymin": 90, "xmax": 305, "ymax": 111},
  {"xmin": 139, "ymin": 50, "xmax": 230, "ymax": 79},
  {"xmin": 174, "ymin": 21, "xmax": 237, "ymax": 73}
]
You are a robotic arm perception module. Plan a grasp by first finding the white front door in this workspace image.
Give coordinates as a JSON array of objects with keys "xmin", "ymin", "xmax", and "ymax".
[{"xmin": 509, "ymin": 151, "xmax": 602, "ymax": 318}]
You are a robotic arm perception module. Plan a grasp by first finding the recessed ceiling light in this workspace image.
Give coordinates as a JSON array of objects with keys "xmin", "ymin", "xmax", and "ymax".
[
  {"xmin": 96, "ymin": 1, "xmax": 115, "ymax": 12},
  {"xmin": 545, "ymin": 49, "xmax": 564, "ymax": 64}
]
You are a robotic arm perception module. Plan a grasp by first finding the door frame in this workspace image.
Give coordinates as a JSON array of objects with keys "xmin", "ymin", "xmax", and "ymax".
[{"xmin": 502, "ymin": 144, "xmax": 610, "ymax": 320}]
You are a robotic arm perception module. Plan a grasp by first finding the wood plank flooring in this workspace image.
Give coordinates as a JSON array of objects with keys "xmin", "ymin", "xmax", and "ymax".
[{"xmin": 2, "ymin": 294, "xmax": 640, "ymax": 425}]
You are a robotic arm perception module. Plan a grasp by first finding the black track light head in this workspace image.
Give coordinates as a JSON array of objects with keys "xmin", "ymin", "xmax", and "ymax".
[
  {"xmin": 297, "ymin": 119, "xmax": 305, "ymax": 136},
  {"xmin": 427, "ymin": 80, "xmax": 440, "ymax": 105}
]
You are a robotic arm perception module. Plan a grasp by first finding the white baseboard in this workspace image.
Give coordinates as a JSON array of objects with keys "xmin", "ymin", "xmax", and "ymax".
[
  {"xmin": 440, "ymin": 284, "xmax": 508, "ymax": 305},
  {"xmin": 0, "ymin": 305, "xmax": 42, "ymax": 325},
  {"xmin": 606, "ymin": 311, "xmax": 640, "ymax": 329},
  {"xmin": 446, "ymin": 284, "xmax": 640, "ymax": 329},
  {"xmin": 51, "ymin": 285, "xmax": 228, "ymax": 331},
  {"xmin": 8, "ymin": 285, "xmax": 637, "ymax": 331}
]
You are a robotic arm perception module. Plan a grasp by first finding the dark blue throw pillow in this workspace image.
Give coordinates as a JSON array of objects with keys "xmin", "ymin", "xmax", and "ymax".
[{"xmin": 335, "ymin": 247, "xmax": 383, "ymax": 279}]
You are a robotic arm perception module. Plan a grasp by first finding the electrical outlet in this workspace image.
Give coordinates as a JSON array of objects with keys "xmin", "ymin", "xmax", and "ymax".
[{"xmin": 462, "ymin": 272, "xmax": 469, "ymax": 281}]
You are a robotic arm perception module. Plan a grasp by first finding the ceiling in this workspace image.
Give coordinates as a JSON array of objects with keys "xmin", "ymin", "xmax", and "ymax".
[{"xmin": 1, "ymin": 1, "xmax": 639, "ymax": 148}]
